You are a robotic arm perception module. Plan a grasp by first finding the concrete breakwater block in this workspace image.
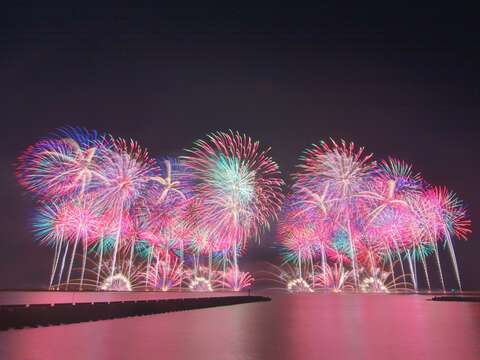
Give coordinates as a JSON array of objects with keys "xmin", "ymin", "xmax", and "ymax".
[
  {"xmin": 0, "ymin": 295, "xmax": 271, "ymax": 331},
  {"xmin": 431, "ymin": 296, "xmax": 480, "ymax": 302}
]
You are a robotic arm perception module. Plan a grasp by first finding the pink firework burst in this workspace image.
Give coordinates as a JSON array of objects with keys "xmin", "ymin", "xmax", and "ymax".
[
  {"xmin": 16, "ymin": 128, "xmax": 107, "ymax": 199},
  {"xmin": 182, "ymin": 131, "xmax": 284, "ymax": 248}
]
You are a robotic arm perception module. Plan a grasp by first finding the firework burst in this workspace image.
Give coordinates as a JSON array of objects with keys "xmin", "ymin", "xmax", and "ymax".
[
  {"xmin": 278, "ymin": 139, "xmax": 471, "ymax": 292},
  {"xmin": 182, "ymin": 131, "xmax": 284, "ymax": 288},
  {"xmin": 16, "ymin": 129, "xmax": 471, "ymax": 293}
]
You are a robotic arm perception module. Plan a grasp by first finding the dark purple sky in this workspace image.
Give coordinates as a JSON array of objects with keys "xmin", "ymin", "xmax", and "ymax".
[{"xmin": 1, "ymin": 4, "xmax": 478, "ymax": 289}]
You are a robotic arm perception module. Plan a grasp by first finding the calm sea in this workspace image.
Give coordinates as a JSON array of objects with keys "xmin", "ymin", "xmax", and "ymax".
[{"xmin": 0, "ymin": 292, "xmax": 479, "ymax": 360}]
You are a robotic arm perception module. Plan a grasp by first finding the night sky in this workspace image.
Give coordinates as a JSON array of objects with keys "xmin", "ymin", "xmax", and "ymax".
[{"xmin": 1, "ymin": 4, "xmax": 478, "ymax": 290}]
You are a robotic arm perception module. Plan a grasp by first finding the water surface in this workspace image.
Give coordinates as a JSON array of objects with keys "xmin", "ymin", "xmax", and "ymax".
[{"xmin": 1, "ymin": 293, "xmax": 479, "ymax": 360}]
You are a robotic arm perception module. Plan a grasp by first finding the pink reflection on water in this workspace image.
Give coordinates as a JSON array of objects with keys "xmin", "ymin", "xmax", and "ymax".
[{"xmin": 0, "ymin": 294, "xmax": 479, "ymax": 360}]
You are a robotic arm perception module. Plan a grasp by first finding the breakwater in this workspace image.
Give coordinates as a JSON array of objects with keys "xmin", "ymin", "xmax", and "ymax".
[
  {"xmin": 0, "ymin": 295, "xmax": 270, "ymax": 331},
  {"xmin": 431, "ymin": 296, "xmax": 480, "ymax": 302}
]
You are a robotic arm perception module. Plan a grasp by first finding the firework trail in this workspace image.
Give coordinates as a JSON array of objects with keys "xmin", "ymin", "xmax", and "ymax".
[
  {"xmin": 95, "ymin": 138, "xmax": 158, "ymax": 277},
  {"xmin": 33, "ymin": 202, "xmax": 70, "ymax": 288}
]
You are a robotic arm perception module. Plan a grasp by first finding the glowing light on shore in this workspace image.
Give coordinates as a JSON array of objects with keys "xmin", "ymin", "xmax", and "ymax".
[{"xmin": 100, "ymin": 274, "xmax": 132, "ymax": 291}]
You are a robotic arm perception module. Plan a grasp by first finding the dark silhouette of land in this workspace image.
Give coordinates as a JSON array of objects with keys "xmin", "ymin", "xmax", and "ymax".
[{"xmin": 431, "ymin": 296, "xmax": 480, "ymax": 302}]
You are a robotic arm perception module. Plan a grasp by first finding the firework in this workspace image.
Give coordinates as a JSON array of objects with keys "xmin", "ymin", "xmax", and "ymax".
[
  {"xmin": 16, "ymin": 129, "xmax": 472, "ymax": 294},
  {"xmin": 146, "ymin": 252, "xmax": 184, "ymax": 291},
  {"xmin": 95, "ymin": 138, "xmax": 158, "ymax": 277},
  {"xmin": 182, "ymin": 131, "xmax": 284, "ymax": 288},
  {"xmin": 185, "ymin": 266, "xmax": 223, "ymax": 291},
  {"xmin": 91, "ymin": 255, "xmax": 146, "ymax": 291},
  {"xmin": 16, "ymin": 127, "xmax": 106, "ymax": 198},
  {"xmin": 312, "ymin": 263, "xmax": 355, "ymax": 292},
  {"xmin": 358, "ymin": 262, "xmax": 413, "ymax": 293},
  {"xmin": 279, "ymin": 139, "xmax": 471, "ymax": 293},
  {"xmin": 220, "ymin": 267, "xmax": 254, "ymax": 291},
  {"xmin": 33, "ymin": 202, "xmax": 70, "ymax": 288}
]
